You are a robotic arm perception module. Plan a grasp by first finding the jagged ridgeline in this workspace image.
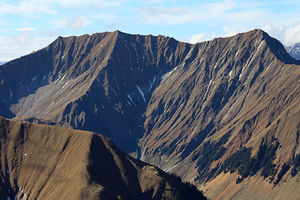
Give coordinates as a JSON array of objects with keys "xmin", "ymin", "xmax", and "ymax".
[{"xmin": 0, "ymin": 29, "xmax": 300, "ymax": 199}]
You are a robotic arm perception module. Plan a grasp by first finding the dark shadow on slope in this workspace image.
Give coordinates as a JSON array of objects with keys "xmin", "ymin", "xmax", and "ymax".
[{"xmin": 262, "ymin": 31, "xmax": 300, "ymax": 65}]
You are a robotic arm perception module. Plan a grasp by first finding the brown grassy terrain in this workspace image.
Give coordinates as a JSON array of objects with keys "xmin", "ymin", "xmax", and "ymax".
[{"xmin": 0, "ymin": 117, "xmax": 206, "ymax": 200}]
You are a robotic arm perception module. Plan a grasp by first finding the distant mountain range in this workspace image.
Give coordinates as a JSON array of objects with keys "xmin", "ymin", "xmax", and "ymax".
[
  {"xmin": 286, "ymin": 43, "xmax": 300, "ymax": 60},
  {"xmin": 0, "ymin": 62, "xmax": 5, "ymax": 65},
  {"xmin": 0, "ymin": 29, "xmax": 300, "ymax": 200}
]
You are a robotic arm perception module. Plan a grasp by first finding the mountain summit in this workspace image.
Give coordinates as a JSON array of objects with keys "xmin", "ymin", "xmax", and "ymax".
[{"xmin": 0, "ymin": 29, "xmax": 300, "ymax": 199}]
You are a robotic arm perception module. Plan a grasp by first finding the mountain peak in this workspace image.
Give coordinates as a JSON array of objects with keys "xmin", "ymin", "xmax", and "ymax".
[
  {"xmin": 242, "ymin": 28, "xmax": 265, "ymax": 37},
  {"xmin": 231, "ymin": 29, "xmax": 299, "ymax": 65},
  {"xmin": 112, "ymin": 29, "xmax": 125, "ymax": 35}
]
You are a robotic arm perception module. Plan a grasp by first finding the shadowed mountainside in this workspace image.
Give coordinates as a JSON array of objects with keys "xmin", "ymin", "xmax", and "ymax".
[{"xmin": 0, "ymin": 117, "xmax": 206, "ymax": 200}]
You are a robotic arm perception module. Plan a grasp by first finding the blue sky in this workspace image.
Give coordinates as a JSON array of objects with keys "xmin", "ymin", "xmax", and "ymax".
[{"xmin": 0, "ymin": 0, "xmax": 300, "ymax": 61}]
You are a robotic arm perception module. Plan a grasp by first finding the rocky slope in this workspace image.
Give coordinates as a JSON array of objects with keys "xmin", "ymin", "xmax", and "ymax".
[
  {"xmin": 140, "ymin": 30, "xmax": 300, "ymax": 199},
  {"xmin": 286, "ymin": 43, "xmax": 300, "ymax": 60},
  {"xmin": 0, "ymin": 117, "xmax": 206, "ymax": 200},
  {"xmin": 0, "ymin": 31, "xmax": 190, "ymax": 153},
  {"xmin": 1, "ymin": 29, "xmax": 300, "ymax": 199}
]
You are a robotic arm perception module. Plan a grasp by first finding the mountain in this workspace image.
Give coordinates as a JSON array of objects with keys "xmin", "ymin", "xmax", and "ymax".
[
  {"xmin": 286, "ymin": 43, "xmax": 300, "ymax": 60},
  {"xmin": 0, "ymin": 116, "xmax": 206, "ymax": 200},
  {"xmin": 0, "ymin": 62, "xmax": 4, "ymax": 65},
  {"xmin": 139, "ymin": 30, "xmax": 300, "ymax": 200},
  {"xmin": 0, "ymin": 31, "xmax": 190, "ymax": 153},
  {"xmin": 1, "ymin": 29, "xmax": 300, "ymax": 199}
]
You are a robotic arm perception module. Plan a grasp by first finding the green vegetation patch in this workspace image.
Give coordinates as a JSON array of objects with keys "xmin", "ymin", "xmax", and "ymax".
[
  {"xmin": 221, "ymin": 137, "xmax": 279, "ymax": 182},
  {"xmin": 169, "ymin": 173, "xmax": 207, "ymax": 200},
  {"xmin": 194, "ymin": 131, "xmax": 231, "ymax": 181},
  {"xmin": 291, "ymin": 154, "xmax": 300, "ymax": 177}
]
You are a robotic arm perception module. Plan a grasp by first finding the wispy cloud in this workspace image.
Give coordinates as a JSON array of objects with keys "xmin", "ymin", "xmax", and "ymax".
[
  {"xmin": 0, "ymin": 1, "xmax": 57, "ymax": 16},
  {"xmin": 50, "ymin": 17, "xmax": 90, "ymax": 30},
  {"xmin": 138, "ymin": 0, "xmax": 266, "ymax": 25},
  {"xmin": 0, "ymin": 0, "xmax": 126, "ymax": 17},
  {"xmin": 0, "ymin": 34, "xmax": 55, "ymax": 61},
  {"xmin": 138, "ymin": 5, "xmax": 199, "ymax": 25},
  {"xmin": 262, "ymin": 23, "xmax": 300, "ymax": 46},
  {"xmin": 189, "ymin": 33, "xmax": 206, "ymax": 44}
]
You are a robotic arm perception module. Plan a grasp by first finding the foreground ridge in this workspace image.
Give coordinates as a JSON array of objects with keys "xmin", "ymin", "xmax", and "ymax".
[{"xmin": 0, "ymin": 116, "xmax": 206, "ymax": 200}]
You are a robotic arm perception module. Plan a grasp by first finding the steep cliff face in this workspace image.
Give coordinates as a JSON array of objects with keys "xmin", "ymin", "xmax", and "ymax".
[
  {"xmin": 0, "ymin": 117, "xmax": 206, "ymax": 200},
  {"xmin": 1, "ymin": 29, "xmax": 300, "ymax": 199}
]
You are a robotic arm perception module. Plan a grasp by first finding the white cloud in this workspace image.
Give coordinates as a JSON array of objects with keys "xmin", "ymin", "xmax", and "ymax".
[
  {"xmin": 222, "ymin": 25, "xmax": 247, "ymax": 37},
  {"xmin": 0, "ymin": 1, "xmax": 56, "ymax": 16},
  {"xmin": 138, "ymin": 5, "xmax": 202, "ymax": 25},
  {"xmin": 69, "ymin": 17, "xmax": 90, "ymax": 29},
  {"xmin": 138, "ymin": 0, "xmax": 266, "ymax": 25},
  {"xmin": 189, "ymin": 33, "xmax": 205, "ymax": 44},
  {"xmin": 0, "ymin": 0, "xmax": 125, "ymax": 17},
  {"xmin": 51, "ymin": 17, "xmax": 90, "ymax": 30},
  {"xmin": 0, "ymin": 33, "xmax": 55, "ymax": 61},
  {"xmin": 15, "ymin": 32, "xmax": 33, "ymax": 45},
  {"xmin": 262, "ymin": 23, "xmax": 300, "ymax": 46},
  {"xmin": 208, "ymin": 0, "xmax": 237, "ymax": 13},
  {"xmin": 283, "ymin": 24, "xmax": 300, "ymax": 46}
]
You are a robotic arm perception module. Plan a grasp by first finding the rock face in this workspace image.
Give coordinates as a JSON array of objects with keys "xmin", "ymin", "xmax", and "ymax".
[
  {"xmin": 1, "ymin": 29, "xmax": 300, "ymax": 199},
  {"xmin": 286, "ymin": 43, "xmax": 300, "ymax": 60},
  {"xmin": 0, "ymin": 117, "xmax": 206, "ymax": 200}
]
